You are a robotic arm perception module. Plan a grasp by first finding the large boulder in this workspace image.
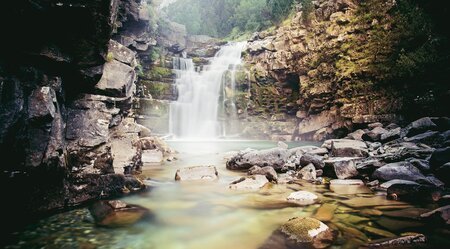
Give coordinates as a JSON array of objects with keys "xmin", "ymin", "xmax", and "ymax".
[
  {"xmin": 259, "ymin": 217, "xmax": 334, "ymax": 249},
  {"xmin": 175, "ymin": 166, "xmax": 218, "ymax": 181},
  {"xmin": 95, "ymin": 60, "xmax": 136, "ymax": 98},
  {"xmin": 108, "ymin": 40, "xmax": 137, "ymax": 67},
  {"xmin": 403, "ymin": 117, "xmax": 438, "ymax": 137},
  {"xmin": 287, "ymin": 191, "xmax": 319, "ymax": 205},
  {"xmin": 329, "ymin": 139, "xmax": 368, "ymax": 157},
  {"xmin": 323, "ymin": 157, "xmax": 360, "ymax": 179},
  {"xmin": 300, "ymin": 153, "xmax": 325, "ymax": 169},
  {"xmin": 372, "ymin": 162, "xmax": 428, "ymax": 183},
  {"xmin": 226, "ymin": 148, "xmax": 290, "ymax": 171}
]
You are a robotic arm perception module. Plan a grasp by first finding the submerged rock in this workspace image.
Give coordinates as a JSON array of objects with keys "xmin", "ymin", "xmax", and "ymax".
[
  {"xmin": 248, "ymin": 166, "xmax": 278, "ymax": 182},
  {"xmin": 314, "ymin": 203, "xmax": 337, "ymax": 222},
  {"xmin": 229, "ymin": 175, "xmax": 269, "ymax": 190},
  {"xmin": 259, "ymin": 217, "xmax": 334, "ymax": 249},
  {"xmin": 286, "ymin": 191, "xmax": 319, "ymax": 205},
  {"xmin": 420, "ymin": 205, "xmax": 450, "ymax": 225},
  {"xmin": 175, "ymin": 166, "xmax": 218, "ymax": 181},
  {"xmin": 88, "ymin": 200, "xmax": 151, "ymax": 228}
]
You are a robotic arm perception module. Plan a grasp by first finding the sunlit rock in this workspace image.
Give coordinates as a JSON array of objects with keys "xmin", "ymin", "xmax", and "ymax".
[
  {"xmin": 175, "ymin": 166, "xmax": 218, "ymax": 181},
  {"xmin": 229, "ymin": 175, "xmax": 269, "ymax": 190},
  {"xmin": 286, "ymin": 191, "xmax": 319, "ymax": 206}
]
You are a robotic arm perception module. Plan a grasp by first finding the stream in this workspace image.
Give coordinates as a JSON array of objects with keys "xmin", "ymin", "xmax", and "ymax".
[{"xmin": 4, "ymin": 140, "xmax": 450, "ymax": 249}]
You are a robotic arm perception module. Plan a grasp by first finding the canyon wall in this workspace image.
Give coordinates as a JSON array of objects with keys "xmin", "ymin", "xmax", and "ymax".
[
  {"xmin": 244, "ymin": 0, "xmax": 450, "ymax": 141},
  {"xmin": 0, "ymin": 0, "xmax": 156, "ymax": 218}
]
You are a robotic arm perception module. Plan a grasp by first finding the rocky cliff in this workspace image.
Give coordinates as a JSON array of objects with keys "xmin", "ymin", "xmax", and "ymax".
[
  {"xmin": 244, "ymin": 0, "xmax": 450, "ymax": 141},
  {"xmin": 0, "ymin": 0, "xmax": 159, "ymax": 220}
]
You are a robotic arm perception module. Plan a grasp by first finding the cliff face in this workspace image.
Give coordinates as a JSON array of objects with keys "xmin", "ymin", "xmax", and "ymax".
[
  {"xmin": 0, "ymin": 0, "xmax": 155, "ymax": 218},
  {"xmin": 244, "ymin": 0, "xmax": 450, "ymax": 141}
]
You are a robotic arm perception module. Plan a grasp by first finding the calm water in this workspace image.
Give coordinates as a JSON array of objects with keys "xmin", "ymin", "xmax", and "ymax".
[{"xmin": 4, "ymin": 141, "xmax": 450, "ymax": 249}]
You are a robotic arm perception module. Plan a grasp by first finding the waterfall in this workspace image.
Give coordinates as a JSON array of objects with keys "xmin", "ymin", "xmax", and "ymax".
[{"xmin": 169, "ymin": 42, "xmax": 247, "ymax": 140}]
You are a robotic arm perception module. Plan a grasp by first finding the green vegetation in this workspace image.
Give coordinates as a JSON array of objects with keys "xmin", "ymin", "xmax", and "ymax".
[
  {"xmin": 147, "ymin": 66, "xmax": 173, "ymax": 80},
  {"xmin": 164, "ymin": 0, "xmax": 298, "ymax": 38},
  {"xmin": 106, "ymin": 52, "xmax": 114, "ymax": 63}
]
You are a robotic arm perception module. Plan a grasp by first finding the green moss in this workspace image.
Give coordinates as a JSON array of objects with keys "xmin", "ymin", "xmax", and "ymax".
[
  {"xmin": 106, "ymin": 52, "xmax": 114, "ymax": 63},
  {"xmin": 147, "ymin": 66, "xmax": 173, "ymax": 80},
  {"xmin": 141, "ymin": 81, "xmax": 171, "ymax": 99},
  {"xmin": 280, "ymin": 217, "xmax": 321, "ymax": 242}
]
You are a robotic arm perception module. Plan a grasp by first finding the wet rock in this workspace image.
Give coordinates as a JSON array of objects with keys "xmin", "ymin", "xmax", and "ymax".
[
  {"xmin": 297, "ymin": 164, "xmax": 317, "ymax": 181},
  {"xmin": 229, "ymin": 175, "xmax": 269, "ymax": 190},
  {"xmin": 403, "ymin": 117, "xmax": 437, "ymax": 137},
  {"xmin": 387, "ymin": 184, "xmax": 442, "ymax": 202},
  {"xmin": 363, "ymin": 226, "xmax": 396, "ymax": 238},
  {"xmin": 287, "ymin": 191, "xmax": 319, "ymax": 205},
  {"xmin": 380, "ymin": 127, "xmax": 401, "ymax": 142},
  {"xmin": 88, "ymin": 200, "xmax": 151, "ymax": 227},
  {"xmin": 361, "ymin": 233, "xmax": 426, "ymax": 248},
  {"xmin": 226, "ymin": 148, "xmax": 290, "ymax": 171},
  {"xmin": 329, "ymin": 179, "xmax": 371, "ymax": 195},
  {"xmin": 141, "ymin": 149, "xmax": 163, "ymax": 164},
  {"xmin": 383, "ymin": 208, "xmax": 431, "ymax": 219},
  {"xmin": 175, "ymin": 166, "xmax": 218, "ymax": 181},
  {"xmin": 259, "ymin": 217, "xmax": 334, "ymax": 249},
  {"xmin": 363, "ymin": 127, "xmax": 388, "ymax": 142},
  {"xmin": 330, "ymin": 139, "xmax": 368, "ymax": 157},
  {"xmin": 360, "ymin": 209, "xmax": 383, "ymax": 217},
  {"xmin": 324, "ymin": 157, "xmax": 360, "ymax": 179},
  {"xmin": 420, "ymin": 205, "xmax": 450, "ymax": 225},
  {"xmin": 248, "ymin": 166, "xmax": 278, "ymax": 182},
  {"xmin": 372, "ymin": 162, "xmax": 427, "ymax": 183},
  {"xmin": 300, "ymin": 153, "xmax": 325, "ymax": 169},
  {"xmin": 379, "ymin": 179, "xmax": 419, "ymax": 190}
]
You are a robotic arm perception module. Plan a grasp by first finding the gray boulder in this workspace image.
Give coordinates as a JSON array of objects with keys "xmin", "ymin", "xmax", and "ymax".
[
  {"xmin": 372, "ymin": 162, "xmax": 427, "ymax": 183},
  {"xmin": 380, "ymin": 127, "xmax": 401, "ymax": 142},
  {"xmin": 297, "ymin": 164, "xmax": 317, "ymax": 181},
  {"xmin": 324, "ymin": 157, "xmax": 360, "ymax": 179},
  {"xmin": 403, "ymin": 117, "xmax": 438, "ymax": 137},
  {"xmin": 300, "ymin": 153, "xmax": 325, "ymax": 169},
  {"xmin": 330, "ymin": 139, "xmax": 368, "ymax": 157},
  {"xmin": 95, "ymin": 60, "xmax": 136, "ymax": 98},
  {"xmin": 226, "ymin": 148, "xmax": 290, "ymax": 171}
]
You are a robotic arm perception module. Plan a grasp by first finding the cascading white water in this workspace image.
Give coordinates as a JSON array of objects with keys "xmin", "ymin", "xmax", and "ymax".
[{"xmin": 169, "ymin": 42, "xmax": 247, "ymax": 139}]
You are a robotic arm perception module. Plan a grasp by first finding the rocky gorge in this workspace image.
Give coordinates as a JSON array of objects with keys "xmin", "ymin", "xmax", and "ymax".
[{"xmin": 0, "ymin": 0, "xmax": 449, "ymax": 248}]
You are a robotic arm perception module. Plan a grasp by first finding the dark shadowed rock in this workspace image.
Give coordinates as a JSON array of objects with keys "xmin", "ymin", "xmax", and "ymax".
[
  {"xmin": 259, "ymin": 217, "xmax": 334, "ymax": 249},
  {"xmin": 420, "ymin": 205, "xmax": 450, "ymax": 225},
  {"xmin": 372, "ymin": 162, "xmax": 427, "ymax": 183},
  {"xmin": 429, "ymin": 147, "xmax": 450, "ymax": 170},
  {"xmin": 387, "ymin": 184, "xmax": 442, "ymax": 202},
  {"xmin": 406, "ymin": 158, "xmax": 430, "ymax": 172},
  {"xmin": 381, "ymin": 142, "xmax": 434, "ymax": 161},
  {"xmin": 362, "ymin": 127, "xmax": 388, "ymax": 142},
  {"xmin": 175, "ymin": 166, "xmax": 218, "ymax": 181},
  {"xmin": 248, "ymin": 166, "xmax": 278, "ymax": 182},
  {"xmin": 27, "ymin": 86, "xmax": 56, "ymax": 122},
  {"xmin": 403, "ymin": 117, "xmax": 438, "ymax": 137},
  {"xmin": 435, "ymin": 162, "xmax": 450, "ymax": 185},
  {"xmin": 405, "ymin": 131, "xmax": 446, "ymax": 147},
  {"xmin": 379, "ymin": 179, "xmax": 419, "ymax": 190}
]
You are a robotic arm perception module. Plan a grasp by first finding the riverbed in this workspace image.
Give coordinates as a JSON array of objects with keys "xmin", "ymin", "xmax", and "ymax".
[{"xmin": 4, "ymin": 141, "xmax": 450, "ymax": 249}]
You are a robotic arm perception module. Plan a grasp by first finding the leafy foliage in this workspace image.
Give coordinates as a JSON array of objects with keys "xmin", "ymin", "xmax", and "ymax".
[{"xmin": 164, "ymin": 0, "xmax": 298, "ymax": 38}]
